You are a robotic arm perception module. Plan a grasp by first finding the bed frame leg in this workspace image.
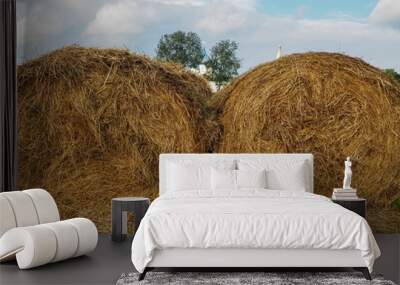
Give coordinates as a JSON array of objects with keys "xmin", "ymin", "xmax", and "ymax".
[
  {"xmin": 138, "ymin": 268, "xmax": 148, "ymax": 281},
  {"xmin": 354, "ymin": 267, "xmax": 371, "ymax": 280}
]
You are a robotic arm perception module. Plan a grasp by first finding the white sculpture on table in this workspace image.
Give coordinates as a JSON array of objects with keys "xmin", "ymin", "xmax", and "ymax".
[{"xmin": 343, "ymin": 157, "xmax": 352, "ymax": 189}]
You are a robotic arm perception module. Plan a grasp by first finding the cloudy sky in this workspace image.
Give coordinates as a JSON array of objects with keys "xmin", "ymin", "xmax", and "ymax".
[{"xmin": 17, "ymin": 0, "xmax": 400, "ymax": 73}]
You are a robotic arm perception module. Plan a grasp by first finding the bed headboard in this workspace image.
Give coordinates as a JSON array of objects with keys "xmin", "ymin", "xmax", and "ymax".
[{"xmin": 159, "ymin": 153, "xmax": 314, "ymax": 196}]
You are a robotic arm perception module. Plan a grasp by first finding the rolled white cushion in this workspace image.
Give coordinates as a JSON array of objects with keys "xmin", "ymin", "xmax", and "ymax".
[
  {"xmin": 0, "ymin": 218, "xmax": 97, "ymax": 269},
  {"xmin": 23, "ymin": 189, "xmax": 60, "ymax": 224},
  {"xmin": 0, "ymin": 226, "xmax": 57, "ymax": 269},
  {"xmin": 65, "ymin": 218, "xmax": 98, "ymax": 257},
  {"xmin": 42, "ymin": 221, "xmax": 79, "ymax": 262},
  {"xmin": 0, "ymin": 196, "xmax": 17, "ymax": 237},
  {"xmin": 0, "ymin": 191, "xmax": 39, "ymax": 227}
]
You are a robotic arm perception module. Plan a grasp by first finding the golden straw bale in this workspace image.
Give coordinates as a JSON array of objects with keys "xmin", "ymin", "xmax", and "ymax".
[
  {"xmin": 17, "ymin": 46, "xmax": 212, "ymax": 232},
  {"xmin": 368, "ymin": 206, "xmax": 400, "ymax": 233},
  {"xmin": 212, "ymin": 52, "xmax": 400, "ymax": 233}
]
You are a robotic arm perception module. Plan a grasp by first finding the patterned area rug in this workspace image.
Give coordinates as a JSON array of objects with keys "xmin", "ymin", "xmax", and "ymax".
[{"xmin": 116, "ymin": 272, "xmax": 395, "ymax": 285}]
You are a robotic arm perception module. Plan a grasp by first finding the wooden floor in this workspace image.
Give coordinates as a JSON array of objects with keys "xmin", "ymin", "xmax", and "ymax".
[{"xmin": 0, "ymin": 234, "xmax": 398, "ymax": 285}]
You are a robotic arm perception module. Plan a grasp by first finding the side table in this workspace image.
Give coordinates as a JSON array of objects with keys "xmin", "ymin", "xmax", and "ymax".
[
  {"xmin": 332, "ymin": 198, "xmax": 366, "ymax": 218},
  {"xmin": 111, "ymin": 197, "xmax": 150, "ymax": 242}
]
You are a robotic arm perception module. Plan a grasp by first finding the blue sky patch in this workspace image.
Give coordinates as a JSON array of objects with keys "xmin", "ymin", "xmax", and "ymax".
[{"xmin": 256, "ymin": 0, "xmax": 377, "ymax": 20}]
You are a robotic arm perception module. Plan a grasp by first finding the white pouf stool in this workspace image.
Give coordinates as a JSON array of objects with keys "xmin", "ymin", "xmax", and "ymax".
[{"xmin": 0, "ymin": 189, "xmax": 98, "ymax": 269}]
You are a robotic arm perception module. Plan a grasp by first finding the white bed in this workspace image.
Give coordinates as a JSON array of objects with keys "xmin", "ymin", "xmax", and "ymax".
[{"xmin": 131, "ymin": 154, "xmax": 380, "ymax": 280}]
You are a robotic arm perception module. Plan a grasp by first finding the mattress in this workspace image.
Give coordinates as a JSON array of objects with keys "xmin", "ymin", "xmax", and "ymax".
[{"xmin": 131, "ymin": 190, "xmax": 380, "ymax": 273}]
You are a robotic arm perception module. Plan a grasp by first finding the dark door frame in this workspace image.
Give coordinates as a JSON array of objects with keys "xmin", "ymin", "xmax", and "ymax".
[{"xmin": 0, "ymin": 0, "xmax": 17, "ymax": 192}]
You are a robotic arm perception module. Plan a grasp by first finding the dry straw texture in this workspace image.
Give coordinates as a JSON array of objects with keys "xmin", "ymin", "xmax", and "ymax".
[
  {"xmin": 17, "ymin": 46, "xmax": 213, "ymax": 233},
  {"xmin": 212, "ymin": 52, "xmax": 400, "ymax": 233}
]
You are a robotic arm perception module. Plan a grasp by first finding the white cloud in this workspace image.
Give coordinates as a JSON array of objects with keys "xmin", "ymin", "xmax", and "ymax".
[
  {"xmin": 16, "ymin": 0, "xmax": 107, "ymax": 63},
  {"xmin": 369, "ymin": 0, "xmax": 400, "ymax": 28},
  {"xmin": 17, "ymin": 0, "xmax": 105, "ymax": 37},
  {"xmin": 195, "ymin": 0, "xmax": 256, "ymax": 34},
  {"xmin": 196, "ymin": 6, "xmax": 250, "ymax": 34},
  {"xmin": 84, "ymin": 0, "xmax": 157, "ymax": 36},
  {"xmin": 149, "ymin": 0, "xmax": 206, "ymax": 6}
]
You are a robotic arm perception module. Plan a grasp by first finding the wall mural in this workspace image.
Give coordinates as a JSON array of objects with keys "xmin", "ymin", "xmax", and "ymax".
[{"xmin": 16, "ymin": 0, "xmax": 400, "ymax": 233}]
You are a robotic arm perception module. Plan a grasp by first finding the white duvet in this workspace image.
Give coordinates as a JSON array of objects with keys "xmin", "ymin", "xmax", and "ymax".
[{"xmin": 131, "ymin": 190, "xmax": 380, "ymax": 273}]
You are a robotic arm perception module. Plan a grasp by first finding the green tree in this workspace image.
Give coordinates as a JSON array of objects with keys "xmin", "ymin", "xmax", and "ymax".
[
  {"xmin": 156, "ymin": 31, "xmax": 205, "ymax": 68},
  {"xmin": 384, "ymin": 69, "xmax": 400, "ymax": 82},
  {"xmin": 205, "ymin": 40, "xmax": 240, "ymax": 89}
]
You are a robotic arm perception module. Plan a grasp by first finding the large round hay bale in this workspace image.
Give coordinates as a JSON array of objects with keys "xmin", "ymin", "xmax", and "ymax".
[
  {"xmin": 18, "ymin": 46, "xmax": 212, "ymax": 232},
  {"xmin": 213, "ymin": 52, "xmax": 400, "ymax": 233}
]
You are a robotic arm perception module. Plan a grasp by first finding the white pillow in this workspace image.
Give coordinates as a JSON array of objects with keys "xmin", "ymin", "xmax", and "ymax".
[
  {"xmin": 211, "ymin": 168, "xmax": 236, "ymax": 190},
  {"xmin": 267, "ymin": 161, "xmax": 307, "ymax": 191},
  {"xmin": 238, "ymin": 159, "xmax": 308, "ymax": 191},
  {"xmin": 237, "ymin": 169, "xmax": 267, "ymax": 189},
  {"xmin": 167, "ymin": 162, "xmax": 211, "ymax": 191}
]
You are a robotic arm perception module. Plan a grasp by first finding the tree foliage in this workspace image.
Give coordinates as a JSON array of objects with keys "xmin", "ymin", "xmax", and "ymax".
[
  {"xmin": 156, "ymin": 31, "xmax": 205, "ymax": 68},
  {"xmin": 384, "ymin": 69, "xmax": 400, "ymax": 82},
  {"xmin": 205, "ymin": 40, "xmax": 240, "ymax": 89},
  {"xmin": 156, "ymin": 32, "xmax": 241, "ymax": 88}
]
